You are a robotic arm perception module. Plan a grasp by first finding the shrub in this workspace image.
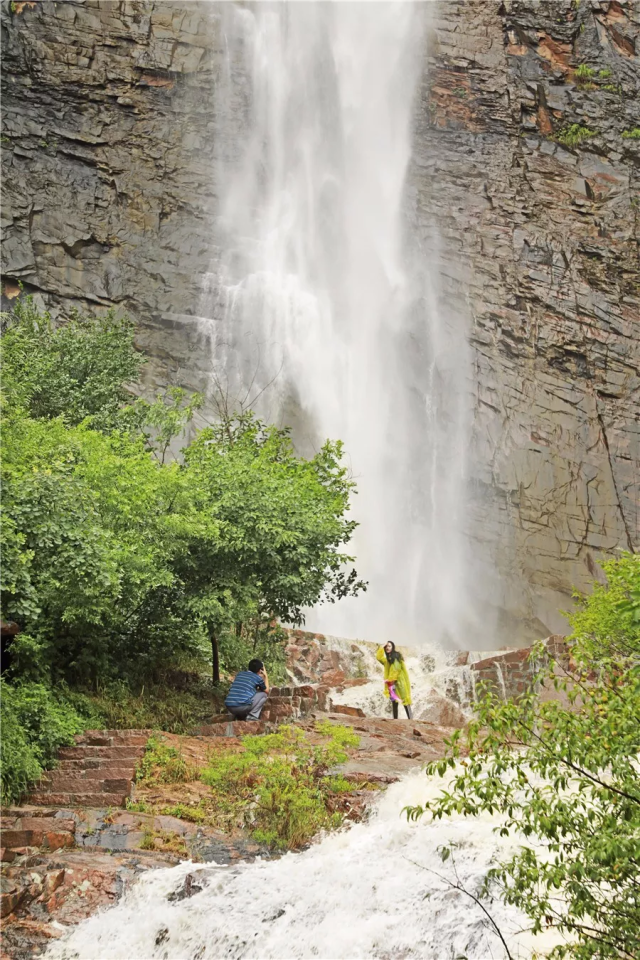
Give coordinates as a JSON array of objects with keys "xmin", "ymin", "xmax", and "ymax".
[
  {"xmin": 65, "ymin": 678, "xmax": 218, "ymax": 735},
  {"xmin": 556, "ymin": 124, "xmax": 597, "ymax": 148},
  {"xmin": 200, "ymin": 723, "xmax": 360, "ymax": 849},
  {"xmin": 575, "ymin": 64, "xmax": 595, "ymax": 79},
  {"xmin": 621, "ymin": 128, "xmax": 640, "ymax": 140},
  {"xmin": 1, "ymin": 681, "xmax": 85, "ymax": 804}
]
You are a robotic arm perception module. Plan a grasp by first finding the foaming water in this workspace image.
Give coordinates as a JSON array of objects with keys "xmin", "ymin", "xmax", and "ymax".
[
  {"xmin": 200, "ymin": 1, "xmax": 475, "ymax": 648},
  {"xmin": 47, "ymin": 770, "xmax": 559, "ymax": 960},
  {"xmin": 323, "ymin": 636, "xmax": 475, "ymax": 719}
]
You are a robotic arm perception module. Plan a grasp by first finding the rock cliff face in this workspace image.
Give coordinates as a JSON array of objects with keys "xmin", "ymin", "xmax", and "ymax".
[
  {"xmin": 413, "ymin": 0, "xmax": 639, "ymax": 635},
  {"xmin": 2, "ymin": 0, "xmax": 638, "ymax": 641}
]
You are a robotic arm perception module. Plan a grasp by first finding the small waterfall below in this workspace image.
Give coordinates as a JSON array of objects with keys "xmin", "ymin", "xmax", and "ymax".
[
  {"xmin": 47, "ymin": 769, "xmax": 558, "ymax": 960},
  {"xmin": 200, "ymin": 1, "xmax": 476, "ymax": 649}
]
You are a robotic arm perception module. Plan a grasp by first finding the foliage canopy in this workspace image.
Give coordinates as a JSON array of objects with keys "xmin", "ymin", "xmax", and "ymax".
[{"xmin": 1, "ymin": 299, "xmax": 364, "ymax": 798}]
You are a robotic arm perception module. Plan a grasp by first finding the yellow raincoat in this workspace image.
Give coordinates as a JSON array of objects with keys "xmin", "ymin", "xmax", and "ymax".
[{"xmin": 376, "ymin": 647, "xmax": 412, "ymax": 706}]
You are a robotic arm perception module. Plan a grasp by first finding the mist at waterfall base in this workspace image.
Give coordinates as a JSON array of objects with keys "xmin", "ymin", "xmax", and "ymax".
[
  {"xmin": 47, "ymin": 770, "xmax": 559, "ymax": 960},
  {"xmin": 201, "ymin": 1, "xmax": 489, "ymax": 650}
]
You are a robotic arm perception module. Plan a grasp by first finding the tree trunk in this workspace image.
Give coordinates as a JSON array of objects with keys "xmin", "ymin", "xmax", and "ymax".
[{"xmin": 211, "ymin": 630, "xmax": 220, "ymax": 685}]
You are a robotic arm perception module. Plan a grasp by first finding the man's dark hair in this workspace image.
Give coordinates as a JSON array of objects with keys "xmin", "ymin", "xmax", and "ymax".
[{"xmin": 248, "ymin": 658, "xmax": 264, "ymax": 674}]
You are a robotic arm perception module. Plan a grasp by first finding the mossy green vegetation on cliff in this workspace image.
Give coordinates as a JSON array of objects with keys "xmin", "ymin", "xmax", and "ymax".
[
  {"xmin": 0, "ymin": 300, "xmax": 364, "ymax": 803},
  {"xmin": 408, "ymin": 554, "xmax": 640, "ymax": 960}
]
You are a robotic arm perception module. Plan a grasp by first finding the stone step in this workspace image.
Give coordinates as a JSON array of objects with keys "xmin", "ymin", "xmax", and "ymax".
[
  {"xmin": 195, "ymin": 720, "xmax": 269, "ymax": 737},
  {"xmin": 58, "ymin": 758, "xmax": 138, "ymax": 773},
  {"xmin": 57, "ymin": 745, "xmax": 145, "ymax": 761},
  {"xmin": 45, "ymin": 765, "xmax": 134, "ymax": 780},
  {"xmin": 1, "ymin": 826, "xmax": 75, "ymax": 851},
  {"xmin": 75, "ymin": 732, "xmax": 149, "ymax": 747},
  {"xmin": 28, "ymin": 792, "xmax": 129, "ymax": 807},
  {"xmin": 35, "ymin": 778, "xmax": 131, "ymax": 794}
]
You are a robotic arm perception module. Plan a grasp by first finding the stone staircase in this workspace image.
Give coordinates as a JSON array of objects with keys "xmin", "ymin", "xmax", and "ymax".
[{"xmin": 27, "ymin": 730, "xmax": 150, "ymax": 808}]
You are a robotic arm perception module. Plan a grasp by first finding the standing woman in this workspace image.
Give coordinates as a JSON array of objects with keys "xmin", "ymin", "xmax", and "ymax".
[{"xmin": 376, "ymin": 642, "xmax": 413, "ymax": 719}]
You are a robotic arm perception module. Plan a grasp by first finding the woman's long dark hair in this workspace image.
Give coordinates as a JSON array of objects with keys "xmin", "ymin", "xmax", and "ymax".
[{"xmin": 385, "ymin": 642, "xmax": 403, "ymax": 665}]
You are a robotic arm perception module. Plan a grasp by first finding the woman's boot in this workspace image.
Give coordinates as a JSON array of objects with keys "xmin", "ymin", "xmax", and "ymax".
[
  {"xmin": 404, "ymin": 705, "xmax": 413, "ymax": 720},
  {"xmin": 392, "ymin": 701, "xmax": 399, "ymax": 719}
]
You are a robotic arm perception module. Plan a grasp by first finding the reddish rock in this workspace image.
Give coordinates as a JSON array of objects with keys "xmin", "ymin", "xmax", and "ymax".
[
  {"xmin": 417, "ymin": 693, "xmax": 467, "ymax": 729},
  {"xmin": 332, "ymin": 704, "xmax": 366, "ymax": 718},
  {"xmin": 40, "ymin": 869, "xmax": 65, "ymax": 901},
  {"xmin": 1, "ymin": 883, "xmax": 25, "ymax": 918},
  {"xmin": 42, "ymin": 832, "xmax": 75, "ymax": 852},
  {"xmin": 319, "ymin": 669, "xmax": 346, "ymax": 688},
  {"xmin": 17, "ymin": 818, "xmax": 75, "ymax": 835}
]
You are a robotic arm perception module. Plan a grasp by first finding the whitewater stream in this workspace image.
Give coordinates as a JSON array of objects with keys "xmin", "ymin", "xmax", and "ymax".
[{"xmin": 47, "ymin": 769, "xmax": 559, "ymax": 960}]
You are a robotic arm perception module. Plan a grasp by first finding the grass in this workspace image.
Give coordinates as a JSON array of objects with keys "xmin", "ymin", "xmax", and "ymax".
[
  {"xmin": 199, "ymin": 723, "xmax": 361, "ymax": 849},
  {"xmin": 555, "ymin": 124, "xmax": 597, "ymax": 148},
  {"xmin": 622, "ymin": 128, "xmax": 640, "ymax": 140},
  {"xmin": 64, "ymin": 673, "xmax": 221, "ymax": 734},
  {"xmin": 135, "ymin": 735, "xmax": 199, "ymax": 785},
  {"xmin": 130, "ymin": 722, "xmax": 364, "ymax": 851},
  {"xmin": 140, "ymin": 828, "xmax": 188, "ymax": 856}
]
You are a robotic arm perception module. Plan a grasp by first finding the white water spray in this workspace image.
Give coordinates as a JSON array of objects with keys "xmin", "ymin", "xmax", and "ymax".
[
  {"xmin": 201, "ymin": 1, "xmax": 475, "ymax": 648},
  {"xmin": 47, "ymin": 770, "xmax": 560, "ymax": 960}
]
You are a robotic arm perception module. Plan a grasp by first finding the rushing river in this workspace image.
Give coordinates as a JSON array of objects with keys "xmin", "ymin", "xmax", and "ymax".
[{"xmin": 47, "ymin": 770, "xmax": 558, "ymax": 960}]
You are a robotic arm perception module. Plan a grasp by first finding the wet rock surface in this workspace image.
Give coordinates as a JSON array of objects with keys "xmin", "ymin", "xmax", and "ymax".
[
  {"xmin": 414, "ymin": 0, "xmax": 640, "ymax": 637},
  {"xmin": 1, "ymin": 711, "xmax": 462, "ymax": 958}
]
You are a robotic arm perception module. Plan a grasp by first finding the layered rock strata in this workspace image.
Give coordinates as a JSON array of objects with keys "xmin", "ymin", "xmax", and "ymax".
[{"xmin": 1, "ymin": 0, "xmax": 638, "ymax": 640}]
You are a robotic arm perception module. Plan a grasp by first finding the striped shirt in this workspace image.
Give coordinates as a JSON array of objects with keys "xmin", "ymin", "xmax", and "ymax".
[{"xmin": 225, "ymin": 670, "xmax": 266, "ymax": 708}]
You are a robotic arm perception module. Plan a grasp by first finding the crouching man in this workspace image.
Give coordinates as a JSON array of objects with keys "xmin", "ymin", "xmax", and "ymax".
[{"xmin": 225, "ymin": 658, "xmax": 270, "ymax": 721}]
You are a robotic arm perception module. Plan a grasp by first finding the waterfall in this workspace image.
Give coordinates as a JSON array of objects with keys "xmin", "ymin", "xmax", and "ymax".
[
  {"xmin": 201, "ymin": 0, "xmax": 475, "ymax": 648},
  {"xmin": 47, "ymin": 769, "xmax": 559, "ymax": 960}
]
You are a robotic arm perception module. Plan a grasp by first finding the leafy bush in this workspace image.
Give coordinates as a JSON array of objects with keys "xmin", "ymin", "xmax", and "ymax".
[
  {"xmin": 1, "ymin": 681, "xmax": 85, "ymax": 804},
  {"xmin": 406, "ymin": 554, "xmax": 640, "ymax": 960},
  {"xmin": 556, "ymin": 124, "xmax": 597, "ymax": 148},
  {"xmin": 135, "ymin": 735, "xmax": 199, "ymax": 785},
  {"xmin": 1, "ymin": 297, "xmax": 143, "ymax": 430},
  {"xmin": 199, "ymin": 723, "xmax": 360, "ymax": 849}
]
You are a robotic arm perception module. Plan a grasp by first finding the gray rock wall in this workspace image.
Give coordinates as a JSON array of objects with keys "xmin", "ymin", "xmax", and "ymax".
[
  {"xmin": 2, "ymin": 0, "xmax": 638, "ymax": 641},
  {"xmin": 411, "ymin": 0, "xmax": 639, "ymax": 636},
  {"xmin": 1, "ymin": 0, "xmax": 221, "ymax": 394}
]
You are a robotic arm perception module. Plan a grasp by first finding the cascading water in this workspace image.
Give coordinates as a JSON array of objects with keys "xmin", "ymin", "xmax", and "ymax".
[
  {"xmin": 47, "ymin": 770, "xmax": 559, "ymax": 960},
  {"xmin": 201, "ymin": 0, "xmax": 476, "ymax": 649}
]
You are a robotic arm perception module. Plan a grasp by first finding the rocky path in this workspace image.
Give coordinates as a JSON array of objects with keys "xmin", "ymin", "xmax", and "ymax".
[
  {"xmin": 2, "ymin": 630, "xmax": 558, "ymax": 958},
  {"xmin": 1, "ymin": 712, "xmax": 460, "ymax": 959}
]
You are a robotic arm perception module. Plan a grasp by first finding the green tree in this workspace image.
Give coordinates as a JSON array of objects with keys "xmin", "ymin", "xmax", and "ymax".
[
  {"xmin": 406, "ymin": 554, "xmax": 640, "ymax": 960},
  {"xmin": 1, "ymin": 301, "xmax": 364, "ymax": 688},
  {"xmin": 1, "ymin": 296, "xmax": 144, "ymax": 430},
  {"xmin": 176, "ymin": 412, "xmax": 366, "ymax": 682}
]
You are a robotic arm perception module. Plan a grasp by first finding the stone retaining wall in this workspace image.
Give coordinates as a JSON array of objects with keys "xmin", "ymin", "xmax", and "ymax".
[{"xmin": 470, "ymin": 635, "xmax": 568, "ymax": 700}]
